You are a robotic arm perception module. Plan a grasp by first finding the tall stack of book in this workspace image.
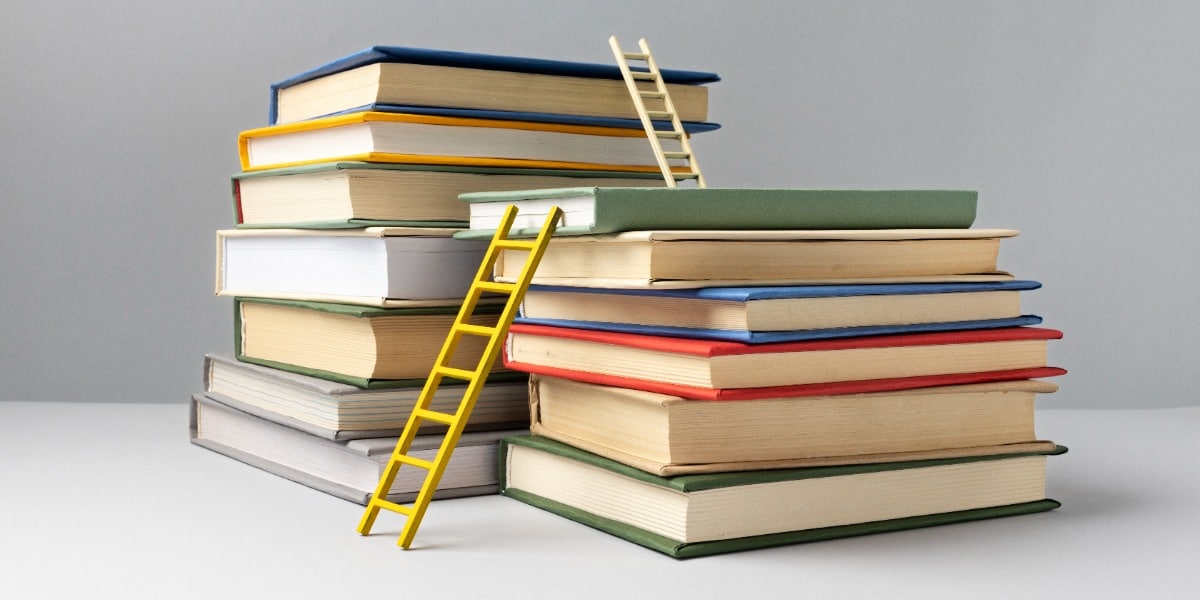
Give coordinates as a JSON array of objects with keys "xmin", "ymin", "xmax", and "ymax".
[
  {"xmin": 189, "ymin": 47, "xmax": 722, "ymax": 505},
  {"xmin": 456, "ymin": 187, "xmax": 1067, "ymax": 558}
]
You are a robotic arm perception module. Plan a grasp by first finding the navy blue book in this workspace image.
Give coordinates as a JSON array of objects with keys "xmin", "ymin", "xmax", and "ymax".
[
  {"xmin": 515, "ymin": 281, "xmax": 1044, "ymax": 343},
  {"xmin": 270, "ymin": 45, "xmax": 720, "ymax": 126}
]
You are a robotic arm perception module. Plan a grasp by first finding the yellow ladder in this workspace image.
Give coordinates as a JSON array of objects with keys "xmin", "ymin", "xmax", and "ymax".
[
  {"xmin": 357, "ymin": 204, "xmax": 562, "ymax": 549},
  {"xmin": 609, "ymin": 36, "xmax": 706, "ymax": 188}
]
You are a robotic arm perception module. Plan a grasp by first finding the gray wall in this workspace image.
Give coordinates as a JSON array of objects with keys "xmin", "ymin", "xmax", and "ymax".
[{"xmin": 2, "ymin": 1, "xmax": 1196, "ymax": 408}]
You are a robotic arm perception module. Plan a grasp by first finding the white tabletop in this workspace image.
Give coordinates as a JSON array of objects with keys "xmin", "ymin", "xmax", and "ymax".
[{"xmin": 1, "ymin": 401, "xmax": 1196, "ymax": 599}]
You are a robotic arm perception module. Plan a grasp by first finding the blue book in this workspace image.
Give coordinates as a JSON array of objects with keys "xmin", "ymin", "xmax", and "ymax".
[
  {"xmin": 270, "ymin": 45, "xmax": 720, "ymax": 125},
  {"xmin": 515, "ymin": 281, "xmax": 1044, "ymax": 343}
]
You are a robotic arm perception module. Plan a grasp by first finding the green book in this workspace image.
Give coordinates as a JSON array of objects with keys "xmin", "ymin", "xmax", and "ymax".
[
  {"xmin": 456, "ymin": 187, "xmax": 978, "ymax": 239},
  {"xmin": 499, "ymin": 435, "xmax": 1064, "ymax": 559},
  {"xmin": 232, "ymin": 162, "xmax": 667, "ymax": 229},
  {"xmin": 233, "ymin": 297, "xmax": 524, "ymax": 389}
]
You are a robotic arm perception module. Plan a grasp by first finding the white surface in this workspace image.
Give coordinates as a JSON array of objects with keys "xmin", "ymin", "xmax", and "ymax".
[{"xmin": 2, "ymin": 402, "xmax": 1197, "ymax": 599}]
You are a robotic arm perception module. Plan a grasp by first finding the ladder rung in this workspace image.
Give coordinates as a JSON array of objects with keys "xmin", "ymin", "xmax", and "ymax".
[
  {"xmin": 629, "ymin": 71, "xmax": 657, "ymax": 81},
  {"xmin": 654, "ymin": 130, "xmax": 683, "ymax": 139},
  {"xmin": 622, "ymin": 52, "xmax": 649, "ymax": 60},
  {"xmin": 374, "ymin": 498, "xmax": 416, "ymax": 517},
  {"xmin": 475, "ymin": 281, "xmax": 516, "ymax": 294},
  {"xmin": 639, "ymin": 91, "xmax": 666, "ymax": 99},
  {"xmin": 493, "ymin": 239, "xmax": 539, "ymax": 250},
  {"xmin": 455, "ymin": 323, "xmax": 497, "ymax": 337},
  {"xmin": 662, "ymin": 151, "xmax": 691, "ymax": 159},
  {"xmin": 392, "ymin": 453, "xmax": 436, "ymax": 470},
  {"xmin": 434, "ymin": 365, "xmax": 477, "ymax": 381},
  {"xmin": 412, "ymin": 407, "xmax": 458, "ymax": 425},
  {"xmin": 672, "ymin": 172, "xmax": 701, "ymax": 180},
  {"xmin": 646, "ymin": 111, "xmax": 674, "ymax": 120}
]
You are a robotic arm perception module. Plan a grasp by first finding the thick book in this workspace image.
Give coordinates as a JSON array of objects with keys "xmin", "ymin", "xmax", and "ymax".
[
  {"xmin": 504, "ymin": 322, "xmax": 1064, "ymax": 393},
  {"xmin": 238, "ymin": 111, "xmax": 713, "ymax": 173},
  {"xmin": 215, "ymin": 227, "xmax": 489, "ymax": 306},
  {"xmin": 499, "ymin": 435, "xmax": 1065, "ymax": 558},
  {"xmin": 233, "ymin": 162, "xmax": 666, "ymax": 229},
  {"xmin": 268, "ymin": 45, "xmax": 718, "ymax": 125},
  {"xmin": 492, "ymin": 228, "xmax": 1020, "ymax": 289},
  {"xmin": 234, "ymin": 297, "xmax": 520, "ymax": 388},
  {"xmin": 528, "ymin": 374, "xmax": 1061, "ymax": 476},
  {"xmin": 457, "ymin": 187, "xmax": 978, "ymax": 238},
  {"xmin": 516, "ymin": 281, "xmax": 1044, "ymax": 343},
  {"xmin": 190, "ymin": 393, "xmax": 524, "ymax": 505},
  {"xmin": 203, "ymin": 354, "xmax": 529, "ymax": 439}
]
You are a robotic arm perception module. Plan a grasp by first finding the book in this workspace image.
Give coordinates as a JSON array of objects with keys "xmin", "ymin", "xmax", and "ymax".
[
  {"xmin": 237, "ymin": 111, "xmax": 715, "ymax": 173},
  {"xmin": 234, "ymin": 298, "xmax": 520, "ymax": 388},
  {"xmin": 203, "ymin": 354, "xmax": 529, "ymax": 439},
  {"xmin": 215, "ymin": 227, "xmax": 489, "ymax": 306},
  {"xmin": 528, "ymin": 374, "xmax": 1061, "ymax": 476},
  {"xmin": 233, "ymin": 163, "xmax": 666, "ymax": 229},
  {"xmin": 516, "ymin": 281, "xmax": 1044, "ymax": 343},
  {"xmin": 492, "ymin": 229, "xmax": 1020, "ymax": 289},
  {"xmin": 499, "ymin": 435, "xmax": 1065, "ymax": 558},
  {"xmin": 190, "ymin": 393, "xmax": 524, "ymax": 505},
  {"xmin": 457, "ymin": 187, "xmax": 979, "ymax": 238},
  {"xmin": 504, "ymin": 323, "xmax": 1063, "ymax": 391},
  {"xmin": 269, "ymin": 45, "xmax": 718, "ymax": 125}
]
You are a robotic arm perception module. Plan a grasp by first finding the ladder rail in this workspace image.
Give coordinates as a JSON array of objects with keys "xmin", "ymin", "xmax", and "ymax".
[{"xmin": 357, "ymin": 204, "xmax": 562, "ymax": 549}]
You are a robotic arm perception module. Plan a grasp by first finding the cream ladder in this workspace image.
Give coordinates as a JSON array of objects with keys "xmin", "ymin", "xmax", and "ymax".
[
  {"xmin": 357, "ymin": 205, "xmax": 562, "ymax": 549},
  {"xmin": 609, "ymin": 36, "xmax": 706, "ymax": 188}
]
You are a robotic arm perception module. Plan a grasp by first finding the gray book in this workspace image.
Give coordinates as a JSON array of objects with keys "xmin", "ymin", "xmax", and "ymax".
[{"xmin": 190, "ymin": 393, "xmax": 525, "ymax": 505}]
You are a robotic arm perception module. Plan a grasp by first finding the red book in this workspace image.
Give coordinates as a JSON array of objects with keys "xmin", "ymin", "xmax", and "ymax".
[{"xmin": 503, "ymin": 323, "xmax": 1065, "ymax": 400}]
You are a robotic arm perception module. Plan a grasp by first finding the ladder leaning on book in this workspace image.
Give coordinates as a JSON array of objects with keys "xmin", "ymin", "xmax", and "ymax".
[
  {"xmin": 356, "ymin": 205, "xmax": 562, "ymax": 549},
  {"xmin": 609, "ymin": 36, "xmax": 707, "ymax": 188}
]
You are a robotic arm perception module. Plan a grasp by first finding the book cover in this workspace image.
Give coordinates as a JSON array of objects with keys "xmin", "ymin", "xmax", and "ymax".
[
  {"xmin": 190, "ymin": 393, "xmax": 525, "ymax": 505},
  {"xmin": 499, "ymin": 435, "xmax": 1065, "ymax": 558},
  {"xmin": 232, "ymin": 161, "xmax": 668, "ymax": 229},
  {"xmin": 457, "ymin": 187, "xmax": 978, "ymax": 238},
  {"xmin": 269, "ymin": 45, "xmax": 720, "ymax": 124}
]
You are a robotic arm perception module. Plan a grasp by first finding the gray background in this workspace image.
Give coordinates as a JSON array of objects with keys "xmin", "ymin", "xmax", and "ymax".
[{"xmin": 2, "ymin": 1, "xmax": 1196, "ymax": 409}]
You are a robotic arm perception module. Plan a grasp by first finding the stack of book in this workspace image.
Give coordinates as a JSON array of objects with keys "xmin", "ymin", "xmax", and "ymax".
[
  {"xmin": 189, "ymin": 46, "xmax": 722, "ymax": 505},
  {"xmin": 456, "ymin": 186, "xmax": 1068, "ymax": 558}
]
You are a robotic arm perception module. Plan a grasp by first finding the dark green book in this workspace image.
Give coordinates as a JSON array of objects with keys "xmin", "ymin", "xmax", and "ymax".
[
  {"xmin": 456, "ymin": 187, "xmax": 978, "ymax": 239},
  {"xmin": 233, "ymin": 297, "xmax": 524, "ymax": 389},
  {"xmin": 499, "ymin": 435, "xmax": 1064, "ymax": 559},
  {"xmin": 232, "ymin": 162, "xmax": 666, "ymax": 229}
]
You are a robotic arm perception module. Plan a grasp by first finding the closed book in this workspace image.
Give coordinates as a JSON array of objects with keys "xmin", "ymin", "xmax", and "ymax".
[
  {"xmin": 499, "ymin": 435, "xmax": 1064, "ymax": 559},
  {"xmin": 493, "ymin": 229, "xmax": 1020, "ymax": 289},
  {"xmin": 203, "ymin": 354, "xmax": 529, "ymax": 439},
  {"xmin": 234, "ymin": 298, "xmax": 520, "ymax": 388},
  {"xmin": 528, "ymin": 374, "xmax": 1060, "ymax": 476},
  {"xmin": 215, "ymin": 227, "xmax": 489, "ymax": 306},
  {"xmin": 190, "ymin": 393, "xmax": 524, "ymax": 505},
  {"xmin": 238, "ymin": 112, "xmax": 711, "ymax": 173},
  {"xmin": 457, "ymin": 187, "xmax": 978, "ymax": 238},
  {"xmin": 516, "ymin": 280, "xmax": 1044, "ymax": 343},
  {"xmin": 504, "ymin": 323, "xmax": 1063, "ymax": 391},
  {"xmin": 269, "ymin": 45, "xmax": 718, "ymax": 125},
  {"xmin": 233, "ymin": 162, "xmax": 666, "ymax": 229}
]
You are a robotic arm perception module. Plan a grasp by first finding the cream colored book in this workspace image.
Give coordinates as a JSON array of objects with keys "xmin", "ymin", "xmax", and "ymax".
[
  {"xmin": 495, "ymin": 229, "xmax": 1019, "ymax": 289},
  {"xmin": 528, "ymin": 374, "xmax": 1061, "ymax": 476}
]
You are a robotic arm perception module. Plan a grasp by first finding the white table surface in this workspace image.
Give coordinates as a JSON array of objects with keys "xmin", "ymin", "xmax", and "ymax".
[{"xmin": 2, "ymin": 402, "xmax": 1196, "ymax": 599}]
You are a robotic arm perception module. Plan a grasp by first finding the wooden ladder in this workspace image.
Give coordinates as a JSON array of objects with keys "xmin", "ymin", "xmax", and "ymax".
[
  {"xmin": 357, "ymin": 205, "xmax": 562, "ymax": 549},
  {"xmin": 609, "ymin": 36, "xmax": 706, "ymax": 188}
]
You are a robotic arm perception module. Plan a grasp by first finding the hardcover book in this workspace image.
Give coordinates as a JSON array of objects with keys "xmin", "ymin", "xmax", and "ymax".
[
  {"xmin": 269, "ymin": 45, "xmax": 718, "ymax": 125},
  {"xmin": 238, "ymin": 111, "xmax": 715, "ymax": 173},
  {"xmin": 503, "ymin": 322, "xmax": 1064, "ymax": 392},
  {"xmin": 492, "ymin": 228, "xmax": 1020, "ymax": 289},
  {"xmin": 516, "ymin": 281, "xmax": 1044, "ymax": 343},
  {"xmin": 233, "ymin": 162, "xmax": 666, "ymax": 229},
  {"xmin": 234, "ymin": 298, "xmax": 520, "ymax": 388},
  {"xmin": 215, "ymin": 227, "xmax": 489, "ymax": 306},
  {"xmin": 528, "ymin": 374, "xmax": 1060, "ymax": 475},
  {"xmin": 457, "ymin": 187, "xmax": 979, "ymax": 238},
  {"xmin": 499, "ymin": 435, "xmax": 1065, "ymax": 558},
  {"xmin": 203, "ymin": 354, "xmax": 529, "ymax": 439},
  {"xmin": 191, "ymin": 393, "xmax": 524, "ymax": 505}
]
